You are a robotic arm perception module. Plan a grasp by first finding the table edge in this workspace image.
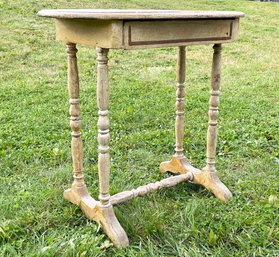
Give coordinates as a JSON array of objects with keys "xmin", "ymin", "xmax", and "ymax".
[{"xmin": 37, "ymin": 9, "xmax": 245, "ymax": 20}]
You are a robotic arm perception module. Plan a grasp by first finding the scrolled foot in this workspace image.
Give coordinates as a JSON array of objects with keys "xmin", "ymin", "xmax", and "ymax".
[
  {"xmin": 159, "ymin": 156, "xmax": 232, "ymax": 203},
  {"xmin": 193, "ymin": 170, "xmax": 232, "ymax": 202},
  {"xmin": 65, "ymin": 187, "xmax": 129, "ymax": 248},
  {"xmin": 95, "ymin": 204, "xmax": 129, "ymax": 248},
  {"xmin": 81, "ymin": 201, "xmax": 129, "ymax": 248}
]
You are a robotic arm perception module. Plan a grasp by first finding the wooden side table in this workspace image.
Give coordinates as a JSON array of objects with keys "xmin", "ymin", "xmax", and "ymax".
[{"xmin": 38, "ymin": 9, "xmax": 244, "ymax": 248}]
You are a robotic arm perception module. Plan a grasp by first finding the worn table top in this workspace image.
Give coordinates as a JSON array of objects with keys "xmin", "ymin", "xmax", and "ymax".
[{"xmin": 38, "ymin": 9, "xmax": 245, "ymax": 20}]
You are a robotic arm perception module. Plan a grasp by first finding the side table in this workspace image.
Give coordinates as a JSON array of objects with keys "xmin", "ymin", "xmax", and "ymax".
[{"xmin": 38, "ymin": 9, "xmax": 244, "ymax": 248}]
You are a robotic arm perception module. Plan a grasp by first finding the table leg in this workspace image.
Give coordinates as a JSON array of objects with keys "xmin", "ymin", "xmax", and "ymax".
[
  {"xmin": 160, "ymin": 44, "xmax": 232, "ymax": 202},
  {"xmin": 96, "ymin": 47, "xmax": 111, "ymax": 207},
  {"xmin": 64, "ymin": 43, "xmax": 90, "ymax": 204},
  {"xmin": 63, "ymin": 45, "xmax": 128, "ymax": 248},
  {"xmin": 95, "ymin": 47, "xmax": 129, "ymax": 247},
  {"xmin": 195, "ymin": 44, "xmax": 232, "ymax": 202},
  {"xmin": 205, "ymin": 44, "xmax": 222, "ymax": 174},
  {"xmin": 160, "ymin": 46, "xmax": 199, "ymax": 174},
  {"xmin": 175, "ymin": 46, "xmax": 186, "ymax": 158}
]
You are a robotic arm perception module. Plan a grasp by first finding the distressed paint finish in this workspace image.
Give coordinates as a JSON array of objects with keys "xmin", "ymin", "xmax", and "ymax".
[
  {"xmin": 206, "ymin": 44, "xmax": 222, "ymax": 173},
  {"xmin": 63, "ymin": 44, "xmax": 129, "ymax": 248},
  {"xmin": 160, "ymin": 46, "xmax": 190, "ymax": 173},
  {"xmin": 110, "ymin": 172, "xmax": 193, "ymax": 205},
  {"xmin": 64, "ymin": 43, "xmax": 89, "ymax": 204},
  {"xmin": 38, "ymin": 9, "xmax": 243, "ymax": 248},
  {"xmin": 175, "ymin": 46, "xmax": 186, "ymax": 158},
  {"xmin": 38, "ymin": 9, "xmax": 245, "ymax": 20},
  {"xmin": 123, "ymin": 19, "xmax": 238, "ymax": 49},
  {"xmin": 96, "ymin": 47, "xmax": 111, "ymax": 207},
  {"xmin": 197, "ymin": 44, "xmax": 232, "ymax": 201},
  {"xmin": 94, "ymin": 47, "xmax": 129, "ymax": 248},
  {"xmin": 160, "ymin": 44, "xmax": 232, "ymax": 202},
  {"xmin": 39, "ymin": 10, "xmax": 244, "ymax": 49}
]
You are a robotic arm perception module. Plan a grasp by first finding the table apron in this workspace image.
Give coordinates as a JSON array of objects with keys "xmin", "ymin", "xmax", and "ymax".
[{"xmin": 55, "ymin": 18, "xmax": 239, "ymax": 49}]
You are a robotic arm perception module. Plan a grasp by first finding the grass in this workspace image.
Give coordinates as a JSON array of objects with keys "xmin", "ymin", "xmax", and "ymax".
[{"xmin": 0, "ymin": 0, "xmax": 278, "ymax": 256}]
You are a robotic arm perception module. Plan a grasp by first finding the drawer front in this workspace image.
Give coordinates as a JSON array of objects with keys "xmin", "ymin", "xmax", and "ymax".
[{"xmin": 123, "ymin": 19, "xmax": 238, "ymax": 49}]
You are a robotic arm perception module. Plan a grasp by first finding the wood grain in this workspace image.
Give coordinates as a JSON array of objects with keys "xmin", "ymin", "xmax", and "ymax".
[
  {"xmin": 110, "ymin": 172, "xmax": 193, "ymax": 205},
  {"xmin": 51, "ymin": 13, "xmax": 242, "ymax": 49},
  {"xmin": 38, "ymin": 9, "xmax": 244, "ymax": 20},
  {"xmin": 205, "ymin": 44, "xmax": 222, "ymax": 173},
  {"xmin": 39, "ymin": 9, "xmax": 243, "ymax": 247},
  {"xmin": 175, "ymin": 46, "xmax": 186, "ymax": 157},
  {"xmin": 96, "ymin": 47, "xmax": 111, "ymax": 207},
  {"xmin": 64, "ymin": 43, "xmax": 89, "ymax": 205}
]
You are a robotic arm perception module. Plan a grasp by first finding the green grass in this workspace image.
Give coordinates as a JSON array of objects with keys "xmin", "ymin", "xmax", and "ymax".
[{"xmin": 0, "ymin": 0, "xmax": 278, "ymax": 256}]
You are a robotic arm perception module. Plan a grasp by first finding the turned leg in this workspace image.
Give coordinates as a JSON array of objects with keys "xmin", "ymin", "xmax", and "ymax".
[
  {"xmin": 160, "ymin": 44, "xmax": 232, "ymax": 202},
  {"xmin": 205, "ymin": 44, "xmax": 221, "ymax": 173},
  {"xmin": 160, "ymin": 46, "xmax": 199, "ymax": 174},
  {"xmin": 95, "ymin": 47, "xmax": 129, "ymax": 248},
  {"xmin": 194, "ymin": 44, "xmax": 232, "ymax": 202},
  {"xmin": 96, "ymin": 47, "xmax": 111, "ymax": 207},
  {"xmin": 64, "ymin": 43, "xmax": 90, "ymax": 204},
  {"xmin": 175, "ymin": 46, "xmax": 186, "ymax": 158},
  {"xmin": 63, "ymin": 45, "xmax": 128, "ymax": 248}
]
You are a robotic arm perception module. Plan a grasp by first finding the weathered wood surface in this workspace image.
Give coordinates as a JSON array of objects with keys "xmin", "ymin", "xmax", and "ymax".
[
  {"xmin": 124, "ymin": 19, "xmax": 237, "ymax": 48},
  {"xmin": 199, "ymin": 44, "xmax": 232, "ymax": 201},
  {"xmin": 55, "ymin": 19, "xmax": 123, "ymax": 49},
  {"xmin": 38, "ymin": 9, "xmax": 244, "ymax": 19},
  {"xmin": 56, "ymin": 19, "xmax": 240, "ymax": 49},
  {"xmin": 64, "ymin": 43, "xmax": 89, "ymax": 205},
  {"xmin": 95, "ymin": 47, "xmax": 129, "ymax": 248},
  {"xmin": 110, "ymin": 172, "xmax": 193, "ymax": 205},
  {"xmin": 63, "ymin": 44, "xmax": 129, "ymax": 248},
  {"xmin": 205, "ymin": 44, "xmax": 222, "ymax": 173},
  {"xmin": 96, "ymin": 47, "xmax": 111, "ymax": 207},
  {"xmin": 38, "ymin": 8, "xmax": 243, "ymax": 248},
  {"xmin": 175, "ymin": 46, "xmax": 186, "ymax": 158},
  {"xmin": 54, "ymin": 18, "xmax": 240, "ymax": 49},
  {"xmin": 160, "ymin": 44, "xmax": 232, "ymax": 202},
  {"xmin": 38, "ymin": 9, "xmax": 243, "ymax": 49}
]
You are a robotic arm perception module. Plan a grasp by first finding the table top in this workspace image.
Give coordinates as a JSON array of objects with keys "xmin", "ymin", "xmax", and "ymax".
[{"xmin": 38, "ymin": 9, "xmax": 245, "ymax": 20}]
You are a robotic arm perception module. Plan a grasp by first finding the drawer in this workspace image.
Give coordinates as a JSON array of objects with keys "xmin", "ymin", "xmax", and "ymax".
[{"xmin": 123, "ymin": 19, "xmax": 239, "ymax": 49}]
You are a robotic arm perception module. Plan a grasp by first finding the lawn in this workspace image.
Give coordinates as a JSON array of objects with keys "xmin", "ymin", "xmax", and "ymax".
[{"xmin": 0, "ymin": 0, "xmax": 278, "ymax": 256}]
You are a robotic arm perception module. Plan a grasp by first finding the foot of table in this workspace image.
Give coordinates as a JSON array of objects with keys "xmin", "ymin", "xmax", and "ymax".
[
  {"xmin": 64, "ymin": 44, "xmax": 128, "ymax": 248},
  {"xmin": 92, "ymin": 204, "xmax": 129, "ymax": 248},
  {"xmin": 64, "ymin": 188, "xmax": 129, "ymax": 248},
  {"xmin": 194, "ymin": 169, "xmax": 232, "ymax": 202},
  {"xmin": 160, "ymin": 155, "xmax": 232, "ymax": 202}
]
